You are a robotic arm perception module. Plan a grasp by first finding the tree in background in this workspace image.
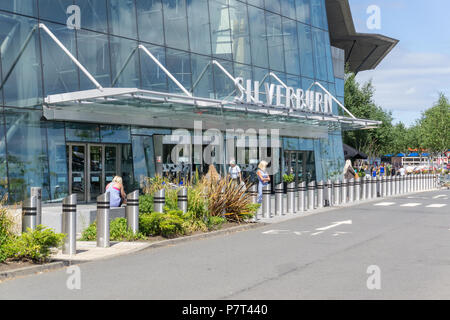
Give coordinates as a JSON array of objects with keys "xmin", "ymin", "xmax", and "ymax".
[
  {"xmin": 343, "ymin": 72, "xmax": 394, "ymax": 158},
  {"xmin": 418, "ymin": 93, "xmax": 450, "ymax": 156}
]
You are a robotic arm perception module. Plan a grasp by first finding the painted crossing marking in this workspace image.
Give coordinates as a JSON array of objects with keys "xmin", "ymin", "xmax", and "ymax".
[
  {"xmin": 262, "ymin": 230, "xmax": 290, "ymax": 235},
  {"xmin": 433, "ymin": 195, "xmax": 447, "ymax": 199},
  {"xmin": 316, "ymin": 220, "xmax": 352, "ymax": 231},
  {"xmin": 374, "ymin": 202, "xmax": 396, "ymax": 206},
  {"xmin": 426, "ymin": 204, "xmax": 447, "ymax": 208},
  {"xmin": 400, "ymin": 203, "xmax": 422, "ymax": 207}
]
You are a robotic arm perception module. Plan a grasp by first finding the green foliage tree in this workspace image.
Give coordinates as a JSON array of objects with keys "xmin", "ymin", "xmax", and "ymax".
[
  {"xmin": 343, "ymin": 72, "xmax": 394, "ymax": 157},
  {"xmin": 418, "ymin": 93, "xmax": 450, "ymax": 155}
]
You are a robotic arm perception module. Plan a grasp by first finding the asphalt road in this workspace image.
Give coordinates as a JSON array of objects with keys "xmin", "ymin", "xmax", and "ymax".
[{"xmin": 1, "ymin": 190, "xmax": 449, "ymax": 300}]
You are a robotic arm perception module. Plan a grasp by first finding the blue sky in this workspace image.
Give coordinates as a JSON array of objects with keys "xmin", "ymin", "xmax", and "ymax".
[{"xmin": 348, "ymin": 0, "xmax": 450, "ymax": 126}]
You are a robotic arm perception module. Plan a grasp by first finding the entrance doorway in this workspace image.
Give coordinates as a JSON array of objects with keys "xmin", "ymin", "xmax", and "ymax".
[
  {"xmin": 67, "ymin": 144, "xmax": 122, "ymax": 202},
  {"xmin": 284, "ymin": 150, "xmax": 316, "ymax": 185}
]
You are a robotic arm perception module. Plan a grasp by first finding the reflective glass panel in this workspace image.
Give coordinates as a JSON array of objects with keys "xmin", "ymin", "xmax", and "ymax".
[
  {"xmin": 136, "ymin": 0, "xmax": 164, "ymax": 45},
  {"xmin": 265, "ymin": 12, "xmax": 285, "ymax": 72},
  {"xmin": 110, "ymin": 36, "xmax": 140, "ymax": 88},
  {"xmin": 108, "ymin": 0, "xmax": 137, "ymax": 39},
  {"xmin": 213, "ymin": 59, "xmax": 234, "ymax": 99},
  {"xmin": 310, "ymin": 0, "xmax": 327, "ymax": 30},
  {"xmin": 229, "ymin": 0, "xmax": 251, "ymax": 65},
  {"xmin": 162, "ymin": 0, "xmax": 189, "ymax": 51},
  {"xmin": 282, "ymin": 18, "xmax": 300, "ymax": 75},
  {"xmin": 187, "ymin": 0, "xmax": 211, "ymax": 56},
  {"xmin": 0, "ymin": 113, "xmax": 8, "ymax": 197},
  {"xmin": 140, "ymin": 44, "xmax": 168, "ymax": 92},
  {"xmin": 247, "ymin": 0, "xmax": 264, "ymax": 9},
  {"xmin": 312, "ymin": 27, "xmax": 328, "ymax": 81},
  {"xmin": 100, "ymin": 125, "xmax": 131, "ymax": 143},
  {"xmin": 165, "ymin": 48, "xmax": 192, "ymax": 94},
  {"xmin": 265, "ymin": 0, "xmax": 281, "ymax": 14},
  {"xmin": 76, "ymin": 29, "xmax": 111, "ymax": 90},
  {"xmin": 295, "ymin": 0, "xmax": 310, "ymax": 24},
  {"xmin": 132, "ymin": 135, "xmax": 155, "ymax": 187},
  {"xmin": 297, "ymin": 22, "xmax": 314, "ymax": 78},
  {"xmin": 46, "ymin": 122, "xmax": 69, "ymax": 201},
  {"xmin": 0, "ymin": 0, "xmax": 38, "ymax": 17},
  {"xmin": 191, "ymin": 53, "xmax": 214, "ymax": 99},
  {"xmin": 66, "ymin": 122, "xmax": 100, "ymax": 142},
  {"xmin": 209, "ymin": 0, "xmax": 232, "ymax": 60},
  {"xmin": 0, "ymin": 13, "xmax": 42, "ymax": 107},
  {"xmin": 38, "ymin": 0, "xmax": 73, "ymax": 24},
  {"xmin": 75, "ymin": 0, "xmax": 108, "ymax": 33},
  {"xmin": 41, "ymin": 22, "xmax": 79, "ymax": 95},
  {"xmin": 4, "ymin": 108, "xmax": 50, "ymax": 202},
  {"xmin": 280, "ymin": 0, "xmax": 296, "ymax": 20},
  {"xmin": 248, "ymin": 5, "xmax": 268, "ymax": 68}
]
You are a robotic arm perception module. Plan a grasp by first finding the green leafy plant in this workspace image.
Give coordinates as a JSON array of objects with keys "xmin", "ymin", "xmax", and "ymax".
[
  {"xmin": 80, "ymin": 221, "xmax": 97, "ymax": 241},
  {"xmin": 139, "ymin": 212, "xmax": 164, "ymax": 237},
  {"xmin": 5, "ymin": 226, "xmax": 65, "ymax": 263},
  {"xmin": 81, "ymin": 218, "xmax": 145, "ymax": 242},
  {"xmin": 159, "ymin": 214, "xmax": 185, "ymax": 238},
  {"xmin": 0, "ymin": 199, "xmax": 15, "ymax": 263},
  {"xmin": 139, "ymin": 194, "xmax": 154, "ymax": 214},
  {"xmin": 164, "ymin": 188, "xmax": 179, "ymax": 212},
  {"xmin": 283, "ymin": 174, "xmax": 295, "ymax": 183}
]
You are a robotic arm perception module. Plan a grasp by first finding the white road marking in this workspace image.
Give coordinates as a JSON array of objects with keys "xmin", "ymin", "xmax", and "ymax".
[
  {"xmin": 316, "ymin": 220, "xmax": 352, "ymax": 231},
  {"xmin": 311, "ymin": 231, "xmax": 324, "ymax": 236},
  {"xmin": 433, "ymin": 195, "xmax": 447, "ymax": 199},
  {"xmin": 262, "ymin": 230, "xmax": 290, "ymax": 235},
  {"xmin": 400, "ymin": 203, "xmax": 422, "ymax": 207},
  {"xmin": 374, "ymin": 202, "xmax": 396, "ymax": 206},
  {"xmin": 426, "ymin": 204, "xmax": 447, "ymax": 208}
]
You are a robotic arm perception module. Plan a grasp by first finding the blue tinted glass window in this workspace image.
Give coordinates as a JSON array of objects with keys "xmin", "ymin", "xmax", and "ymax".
[
  {"xmin": 77, "ymin": 29, "xmax": 111, "ymax": 90},
  {"xmin": 0, "ymin": 13, "xmax": 42, "ymax": 107},
  {"xmin": 162, "ymin": 0, "xmax": 189, "ymax": 51},
  {"xmin": 140, "ymin": 44, "xmax": 168, "ymax": 92},
  {"xmin": 265, "ymin": 0, "xmax": 281, "ymax": 14},
  {"xmin": 100, "ymin": 125, "xmax": 131, "ymax": 143},
  {"xmin": 110, "ymin": 36, "xmax": 140, "ymax": 88},
  {"xmin": 75, "ymin": 0, "xmax": 108, "ymax": 33},
  {"xmin": 187, "ymin": 0, "xmax": 211, "ymax": 56},
  {"xmin": 191, "ymin": 53, "xmax": 215, "ymax": 99},
  {"xmin": 280, "ymin": 0, "xmax": 296, "ymax": 20},
  {"xmin": 136, "ymin": 0, "xmax": 164, "ymax": 45},
  {"xmin": 312, "ymin": 28, "xmax": 328, "ymax": 81},
  {"xmin": 335, "ymin": 77, "xmax": 344, "ymax": 97},
  {"xmin": 45, "ymin": 122, "xmax": 69, "ymax": 201},
  {"xmin": 247, "ymin": 0, "xmax": 264, "ymax": 8},
  {"xmin": 213, "ymin": 59, "xmax": 234, "ymax": 99},
  {"xmin": 4, "ymin": 108, "xmax": 50, "ymax": 202},
  {"xmin": 248, "ymin": 5, "xmax": 268, "ymax": 68},
  {"xmin": 324, "ymin": 33, "xmax": 334, "ymax": 82},
  {"xmin": 210, "ymin": 0, "xmax": 233, "ymax": 61},
  {"xmin": 295, "ymin": 0, "xmax": 310, "ymax": 24},
  {"xmin": 132, "ymin": 135, "xmax": 155, "ymax": 188},
  {"xmin": 165, "ymin": 48, "xmax": 192, "ymax": 94},
  {"xmin": 41, "ymin": 22, "xmax": 79, "ymax": 96},
  {"xmin": 66, "ymin": 122, "xmax": 100, "ymax": 142},
  {"xmin": 265, "ymin": 12, "xmax": 285, "ymax": 72},
  {"xmin": 310, "ymin": 0, "xmax": 326, "ymax": 30},
  {"xmin": 0, "ymin": 0, "xmax": 38, "ymax": 17},
  {"xmin": 282, "ymin": 18, "xmax": 300, "ymax": 75},
  {"xmin": 38, "ymin": 0, "xmax": 73, "ymax": 24},
  {"xmin": 108, "ymin": 0, "xmax": 137, "ymax": 39},
  {"xmin": 297, "ymin": 22, "xmax": 314, "ymax": 78},
  {"xmin": 0, "ymin": 113, "xmax": 8, "ymax": 197},
  {"xmin": 131, "ymin": 128, "xmax": 171, "ymax": 135},
  {"xmin": 229, "ymin": 0, "xmax": 252, "ymax": 65}
]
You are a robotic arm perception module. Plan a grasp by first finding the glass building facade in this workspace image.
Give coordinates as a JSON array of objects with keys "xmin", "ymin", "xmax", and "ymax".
[{"xmin": 0, "ymin": 0, "xmax": 347, "ymax": 203}]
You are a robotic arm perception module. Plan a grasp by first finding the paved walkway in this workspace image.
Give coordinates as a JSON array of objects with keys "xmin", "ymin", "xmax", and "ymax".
[{"xmin": 52, "ymin": 241, "xmax": 151, "ymax": 262}]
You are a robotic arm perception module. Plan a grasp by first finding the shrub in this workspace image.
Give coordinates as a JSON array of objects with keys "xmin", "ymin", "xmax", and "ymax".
[
  {"xmin": 139, "ymin": 194, "xmax": 154, "ymax": 214},
  {"xmin": 139, "ymin": 212, "xmax": 186, "ymax": 238},
  {"xmin": 164, "ymin": 188, "xmax": 179, "ymax": 212},
  {"xmin": 139, "ymin": 212, "xmax": 164, "ymax": 236},
  {"xmin": 283, "ymin": 174, "xmax": 295, "ymax": 183},
  {"xmin": 0, "ymin": 203, "xmax": 14, "ymax": 263},
  {"xmin": 207, "ymin": 216, "xmax": 226, "ymax": 230},
  {"xmin": 81, "ymin": 218, "xmax": 145, "ymax": 242},
  {"xmin": 5, "ymin": 226, "xmax": 65, "ymax": 263}
]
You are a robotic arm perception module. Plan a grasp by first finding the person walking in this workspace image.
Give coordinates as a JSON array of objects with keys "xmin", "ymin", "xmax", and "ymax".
[
  {"xmin": 228, "ymin": 160, "xmax": 242, "ymax": 185},
  {"xmin": 343, "ymin": 160, "xmax": 356, "ymax": 180},
  {"xmin": 105, "ymin": 176, "xmax": 127, "ymax": 207},
  {"xmin": 256, "ymin": 161, "xmax": 270, "ymax": 204}
]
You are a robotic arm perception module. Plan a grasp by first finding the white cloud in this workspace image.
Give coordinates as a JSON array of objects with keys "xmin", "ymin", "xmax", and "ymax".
[{"xmin": 355, "ymin": 47, "xmax": 450, "ymax": 126}]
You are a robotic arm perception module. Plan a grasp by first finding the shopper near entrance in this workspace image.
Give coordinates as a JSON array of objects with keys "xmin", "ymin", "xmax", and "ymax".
[
  {"xmin": 256, "ymin": 161, "xmax": 270, "ymax": 204},
  {"xmin": 228, "ymin": 160, "xmax": 242, "ymax": 184},
  {"xmin": 343, "ymin": 160, "xmax": 357, "ymax": 180},
  {"xmin": 105, "ymin": 176, "xmax": 127, "ymax": 207}
]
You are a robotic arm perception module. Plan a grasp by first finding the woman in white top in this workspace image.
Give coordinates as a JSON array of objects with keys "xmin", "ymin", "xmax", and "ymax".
[{"xmin": 228, "ymin": 160, "xmax": 242, "ymax": 184}]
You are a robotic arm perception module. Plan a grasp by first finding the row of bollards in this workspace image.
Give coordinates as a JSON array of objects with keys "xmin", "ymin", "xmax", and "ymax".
[
  {"xmin": 254, "ymin": 174, "xmax": 439, "ymax": 219},
  {"xmin": 21, "ymin": 189, "xmax": 142, "ymax": 256}
]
